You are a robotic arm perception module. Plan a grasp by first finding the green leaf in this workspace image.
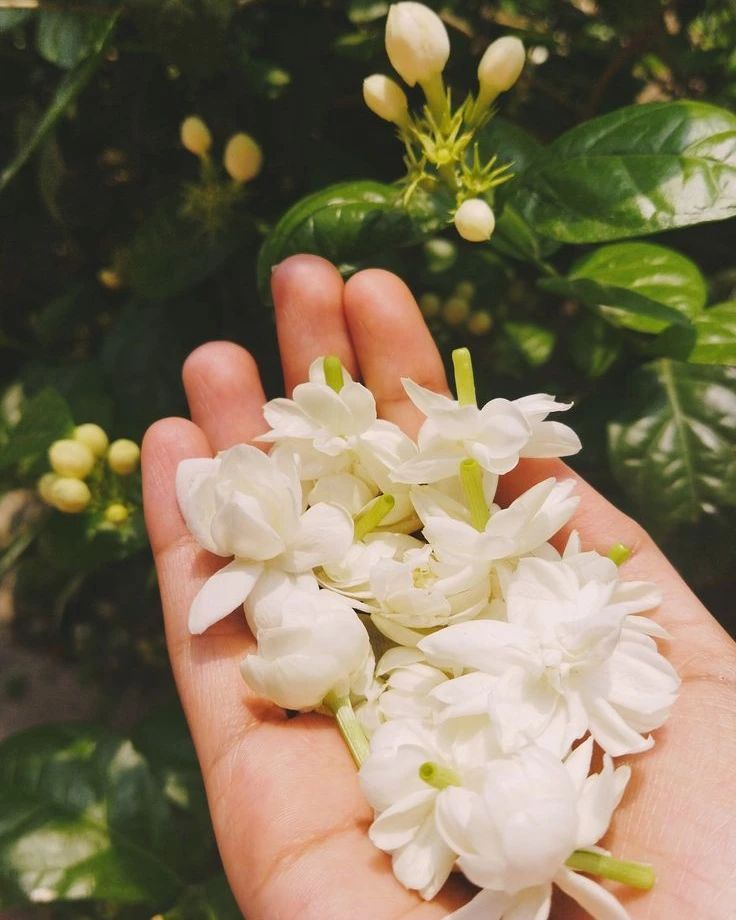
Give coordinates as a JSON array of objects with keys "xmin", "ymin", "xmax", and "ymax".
[
  {"xmin": 0, "ymin": 11, "xmax": 33, "ymax": 30},
  {"xmin": 0, "ymin": 389, "xmax": 74, "ymax": 472},
  {"xmin": 569, "ymin": 315, "xmax": 622, "ymax": 378},
  {"xmin": 503, "ymin": 321, "xmax": 556, "ymax": 367},
  {"xmin": 257, "ymin": 180, "xmax": 449, "ymax": 303},
  {"xmin": 567, "ymin": 242, "xmax": 707, "ymax": 333},
  {"xmin": 515, "ymin": 101, "xmax": 736, "ymax": 242},
  {"xmin": 608, "ymin": 360, "xmax": 736, "ymax": 527},
  {"xmin": 656, "ymin": 302, "xmax": 736, "ymax": 366},
  {"xmin": 540, "ymin": 277, "xmax": 693, "ymax": 331},
  {"xmin": 0, "ymin": 14, "xmax": 117, "ymax": 195},
  {"xmin": 0, "ymin": 724, "xmax": 190, "ymax": 907},
  {"xmin": 36, "ymin": 11, "xmax": 114, "ymax": 70}
]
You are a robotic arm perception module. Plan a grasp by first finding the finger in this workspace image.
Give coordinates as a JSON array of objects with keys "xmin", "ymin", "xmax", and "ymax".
[
  {"xmin": 271, "ymin": 254, "xmax": 359, "ymax": 394},
  {"xmin": 142, "ymin": 418, "xmax": 470, "ymax": 919},
  {"xmin": 182, "ymin": 341, "xmax": 268, "ymax": 451},
  {"xmin": 496, "ymin": 458, "xmax": 736, "ymax": 671},
  {"xmin": 343, "ymin": 269, "xmax": 451, "ymax": 437}
]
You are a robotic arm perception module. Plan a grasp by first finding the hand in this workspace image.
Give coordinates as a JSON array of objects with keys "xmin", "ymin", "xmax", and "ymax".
[{"xmin": 142, "ymin": 255, "xmax": 736, "ymax": 920}]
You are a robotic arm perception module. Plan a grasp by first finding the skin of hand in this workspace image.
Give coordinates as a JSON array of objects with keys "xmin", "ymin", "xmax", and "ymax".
[{"xmin": 142, "ymin": 255, "xmax": 736, "ymax": 920}]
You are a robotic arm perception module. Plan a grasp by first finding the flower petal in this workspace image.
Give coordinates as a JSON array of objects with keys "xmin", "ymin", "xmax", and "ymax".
[
  {"xmin": 176, "ymin": 457, "xmax": 222, "ymax": 555},
  {"xmin": 553, "ymin": 868, "xmax": 631, "ymax": 920},
  {"xmin": 188, "ymin": 559, "xmax": 263, "ymax": 635},
  {"xmin": 281, "ymin": 502, "xmax": 354, "ymax": 571},
  {"xmin": 445, "ymin": 888, "xmax": 514, "ymax": 920}
]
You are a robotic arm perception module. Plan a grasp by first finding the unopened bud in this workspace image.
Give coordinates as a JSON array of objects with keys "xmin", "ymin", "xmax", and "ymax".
[
  {"xmin": 180, "ymin": 116, "xmax": 212, "ymax": 157},
  {"xmin": 419, "ymin": 292, "xmax": 441, "ymax": 318},
  {"xmin": 74, "ymin": 423, "xmax": 109, "ymax": 458},
  {"xmin": 108, "ymin": 439, "xmax": 140, "ymax": 476},
  {"xmin": 51, "ymin": 477, "xmax": 91, "ymax": 514},
  {"xmin": 363, "ymin": 74, "xmax": 409, "ymax": 126},
  {"xmin": 37, "ymin": 473, "xmax": 58, "ymax": 505},
  {"xmin": 49, "ymin": 439, "xmax": 95, "ymax": 479},
  {"xmin": 443, "ymin": 296, "xmax": 470, "ymax": 326},
  {"xmin": 97, "ymin": 268, "xmax": 122, "ymax": 290},
  {"xmin": 105, "ymin": 503, "xmax": 129, "ymax": 524},
  {"xmin": 467, "ymin": 310, "xmax": 493, "ymax": 335},
  {"xmin": 454, "ymin": 199, "xmax": 495, "ymax": 242},
  {"xmin": 223, "ymin": 133, "xmax": 262, "ymax": 184},
  {"xmin": 455, "ymin": 280, "xmax": 476, "ymax": 300},
  {"xmin": 477, "ymin": 36, "xmax": 525, "ymax": 104},
  {"xmin": 385, "ymin": 2, "xmax": 450, "ymax": 87}
]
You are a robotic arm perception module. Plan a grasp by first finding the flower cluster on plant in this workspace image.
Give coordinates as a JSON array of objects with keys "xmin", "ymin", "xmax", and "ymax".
[
  {"xmin": 177, "ymin": 346, "xmax": 679, "ymax": 919},
  {"xmin": 363, "ymin": 2, "xmax": 526, "ymax": 243}
]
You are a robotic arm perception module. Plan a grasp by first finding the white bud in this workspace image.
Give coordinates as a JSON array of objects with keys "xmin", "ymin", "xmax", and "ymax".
[
  {"xmin": 49, "ymin": 439, "xmax": 95, "ymax": 479},
  {"xmin": 477, "ymin": 36, "xmax": 525, "ymax": 98},
  {"xmin": 74, "ymin": 423, "xmax": 109, "ymax": 458},
  {"xmin": 180, "ymin": 116, "xmax": 212, "ymax": 157},
  {"xmin": 107, "ymin": 439, "xmax": 140, "ymax": 476},
  {"xmin": 454, "ymin": 199, "xmax": 495, "ymax": 242},
  {"xmin": 385, "ymin": 2, "xmax": 450, "ymax": 87},
  {"xmin": 50, "ymin": 477, "xmax": 91, "ymax": 514},
  {"xmin": 363, "ymin": 74, "xmax": 409, "ymax": 126},
  {"xmin": 223, "ymin": 133, "xmax": 263, "ymax": 184}
]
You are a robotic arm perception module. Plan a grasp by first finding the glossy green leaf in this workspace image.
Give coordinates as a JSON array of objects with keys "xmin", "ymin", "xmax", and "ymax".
[
  {"xmin": 257, "ymin": 181, "xmax": 449, "ymax": 303},
  {"xmin": 540, "ymin": 276, "xmax": 691, "ymax": 330},
  {"xmin": 656, "ymin": 302, "xmax": 736, "ymax": 366},
  {"xmin": 36, "ymin": 11, "xmax": 114, "ymax": 70},
  {"xmin": 503, "ymin": 321, "xmax": 556, "ymax": 367},
  {"xmin": 608, "ymin": 360, "xmax": 736, "ymax": 526},
  {"xmin": 515, "ymin": 101, "xmax": 736, "ymax": 242},
  {"xmin": 568, "ymin": 242, "xmax": 707, "ymax": 333},
  {"xmin": 569, "ymin": 315, "xmax": 622, "ymax": 378},
  {"xmin": 0, "ymin": 11, "xmax": 32, "ymax": 30},
  {"xmin": 0, "ymin": 15, "xmax": 116, "ymax": 195},
  {"xmin": 0, "ymin": 388, "xmax": 74, "ymax": 472},
  {"xmin": 0, "ymin": 724, "xmax": 190, "ymax": 907}
]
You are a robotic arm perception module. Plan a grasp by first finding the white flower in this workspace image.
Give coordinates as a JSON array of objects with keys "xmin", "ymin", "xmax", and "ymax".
[
  {"xmin": 384, "ymin": 2, "xmax": 450, "ymax": 88},
  {"xmin": 420, "ymin": 556, "xmax": 679, "ymax": 756},
  {"xmin": 240, "ymin": 586, "xmax": 373, "ymax": 711},
  {"xmin": 363, "ymin": 74, "xmax": 409, "ymax": 125},
  {"xmin": 392, "ymin": 385, "xmax": 581, "ymax": 484},
  {"xmin": 440, "ymin": 738, "xmax": 632, "ymax": 920},
  {"xmin": 319, "ymin": 531, "xmax": 422, "ymax": 604},
  {"xmin": 176, "ymin": 444, "xmax": 353, "ymax": 634},
  {"xmin": 359, "ymin": 719, "xmax": 494, "ymax": 900},
  {"xmin": 454, "ymin": 199, "xmax": 495, "ymax": 242},
  {"xmin": 367, "ymin": 544, "xmax": 491, "ymax": 646}
]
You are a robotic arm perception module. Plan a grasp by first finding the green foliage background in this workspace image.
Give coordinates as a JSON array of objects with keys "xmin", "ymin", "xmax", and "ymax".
[{"xmin": 0, "ymin": 0, "xmax": 735, "ymax": 916}]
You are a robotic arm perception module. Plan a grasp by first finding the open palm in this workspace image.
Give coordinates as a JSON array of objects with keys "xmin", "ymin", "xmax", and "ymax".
[{"xmin": 142, "ymin": 255, "xmax": 736, "ymax": 920}]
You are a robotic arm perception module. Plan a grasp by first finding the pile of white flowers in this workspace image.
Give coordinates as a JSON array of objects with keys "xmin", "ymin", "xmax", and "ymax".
[{"xmin": 177, "ymin": 348, "xmax": 679, "ymax": 919}]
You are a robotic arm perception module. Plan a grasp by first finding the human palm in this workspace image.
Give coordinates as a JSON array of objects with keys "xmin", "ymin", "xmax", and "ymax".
[{"xmin": 142, "ymin": 255, "xmax": 736, "ymax": 920}]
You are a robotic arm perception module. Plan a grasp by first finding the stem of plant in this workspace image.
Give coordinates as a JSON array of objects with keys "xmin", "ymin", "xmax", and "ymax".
[
  {"xmin": 565, "ymin": 850, "xmax": 655, "ymax": 891},
  {"xmin": 418, "ymin": 761, "xmax": 461, "ymax": 790},
  {"xmin": 607, "ymin": 543, "xmax": 632, "ymax": 566},
  {"xmin": 452, "ymin": 347, "xmax": 476, "ymax": 406},
  {"xmin": 459, "ymin": 458, "xmax": 489, "ymax": 531},
  {"xmin": 323, "ymin": 355, "xmax": 344, "ymax": 393},
  {"xmin": 354, "ymin": 493, "xmax": 395, "ymax": 541},
  {"xmin": 420, "ymin": 72, "xmax": 449, "ymax": 129},
  {"xmin": 325, "ymin": 692, "xmax": 369, "ymax": 768}
]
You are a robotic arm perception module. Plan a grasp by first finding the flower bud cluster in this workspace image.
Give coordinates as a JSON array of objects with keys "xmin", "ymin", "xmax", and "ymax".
[
  {"xmin": 420, "ymin": 280, "xmax": 493, "ymax": 336},
  {"xmin": 363, "ymin": 3, "xmax": 528, "ymax": 243},
  {"xmin": 177, "ymin": 348, "xmax": 678, "ymax": 918},
  {"xmin": 38, "ymin": 424, "xmax": 139, "ymax": 522}
]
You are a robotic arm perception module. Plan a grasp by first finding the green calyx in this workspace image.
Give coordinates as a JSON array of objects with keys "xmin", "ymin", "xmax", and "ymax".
[
  {"xmin": 460, "ymin": 458, "xmax": 489, "ymax": 532},
  {"xmin": 354, "ymin": 493, "xmax": 395, "ymax": 542},
  {"xmin": 452, "ymin": 346, "xmax": 476, "ymax": 406},
  {"xmin": 323, "ymin": 355, "xmax": 345, "ymax": 392},
  {"xmin": 566, "ymin": 850, "xmax": 655, "ymax": 891},
  {"xmin": 418, "ymin": 761, "xmax": 461, "ymax": 790},
  {"xmin": 607, "ymin": 542, "xmax": 632, "ymax": 566},
  {"xmin": 324, "ymin": 692, "xmax": 369, "ymax": 768}
]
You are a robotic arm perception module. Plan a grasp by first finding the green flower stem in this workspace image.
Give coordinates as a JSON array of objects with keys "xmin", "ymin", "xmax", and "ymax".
[
  {"xmin": 565, "ymin": 850, "xmax": 655, "ymax": 891},
  {"xmin": 607, "ymin": 543, "xmax": 632, "ymax": 566},
  {"xmin": 419, "ymin": 761, "xmax": 461, "ymax": 790},
  {"xmin": 452, "ymin": 347, "xmax": 476, "ymax": 406},
  {"xmin": 354, "ymin": 494, "xmax": 395, "ymax": 541},
  {"xmin": 460, "ymin": 458, "xmax": 489, "ymax": 531},
  {"xmin": 324, "ymin": 355, "xmax": 344, "ymax": 392},
  {"xmin": 325, "ymin": 692, "xmax": 369, "ymax": 768},
  {"xmin": 438, "ymin": 162, "xmax": 460, "ymax": 192},
  {"xmin": 419, "ymin": 72, "xmax": 449, "ymax": 128}
]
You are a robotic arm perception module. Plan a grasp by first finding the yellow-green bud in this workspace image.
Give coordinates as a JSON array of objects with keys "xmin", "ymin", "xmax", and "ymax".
[
  {"xmin": 467, "ymin": 310, "xmax": 493, "ymax": 335},
  {"xmin": 454, "ymin": 281, "xmax": 476, "ymax": 300},
  {"xmin": 180, "ymin": 116, "xmax": 212, "ymax": 157},
  {"xmin": 443, "ymin": 296, "xmax": 470, "ymax": 326},
  {"xmin": 363, "ymin": 74, "xmax": 409, "ymax": 126},
  {"xmin": 105, "ymin": 503, "xmax": 129, "ymax": 524},
  {"xmin": 74, "ymin": 423, "xmax": 109, "ymax": 458},
  {"xmin": 51, "ymin": 477, "xmax": 91, "ymax": 514},
  {"xmin": 49, "ymin": 439, "xmax": 95, "ymax": 479},
  {"xmin": 37, "ymin": 472, "xmax": 58, "ymax": 505},
  {"xmin": 477, "ymin": 36, "xmax": 526, "ymax": 101},
  {"xmin": 419, "ymin": 292, "xmax": 441, "ymax": 318},
  {"xmin": 223, "ymin": 133, "xmax": 263, "ymax": 183},
  {"xmin": 108, "ymin": 439, "xmax": 140, "ymax": 475},
  {"xmin": 454, "ymin": 199, "xmax": 495, "ymax": 242},
  {"xmin": 385, "ymin": 2, "xmax": 450, "ymax": 87}
]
